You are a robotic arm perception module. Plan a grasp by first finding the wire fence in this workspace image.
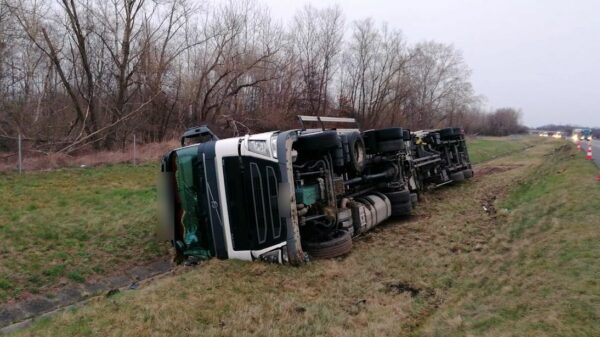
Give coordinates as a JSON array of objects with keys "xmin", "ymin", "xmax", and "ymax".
[{"xmin": 0, "ymin": 133, "xmax": 165, "ymax": 173}]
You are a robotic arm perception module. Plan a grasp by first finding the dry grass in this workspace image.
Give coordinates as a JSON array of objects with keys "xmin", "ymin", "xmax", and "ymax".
[
  {"xmin": 0, "ymin": 140, "xmax": 179, "ymax": 172},
  {"xmin": 0, "ymin": 134, "xmax": 535, "ymax": 172},
  {"xmin": 10, "ymin": 138, "xmax": 597, "ymax": 336}
]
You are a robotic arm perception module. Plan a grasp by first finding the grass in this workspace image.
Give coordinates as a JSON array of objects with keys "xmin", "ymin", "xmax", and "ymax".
[
  {"xmin": 424, "ymin": 143, "xmax": 600, "ymax": 336},
  {"xmin": 440, "ymin": 146, "xmax": 600, "ymax": 336},
  {"xmin": 467, "ymin": 135, "xmax": 540, "ymax": 164},
  {"xmin": 0, "ymin": 136, "xmax": 533, "ymax": 304},
  {"xmin": 6, "ymin": 137, "xmax": 598, "ymax": 336},
  {"xmin": 0, "ymin": 164, "xmax": 169, "ymax": 302},
  {"xmin": 5, "ymin": 138, "xmax": 600, "ymax": 336}
]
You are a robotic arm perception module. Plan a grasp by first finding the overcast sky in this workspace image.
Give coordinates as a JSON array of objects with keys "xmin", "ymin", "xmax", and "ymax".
[{"xmin": 261, "ymin": 0, "xmax": 600, "ymax": 127}]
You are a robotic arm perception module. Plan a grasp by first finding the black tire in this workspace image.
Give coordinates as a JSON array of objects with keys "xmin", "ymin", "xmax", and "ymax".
[
  {"xmin": 450, "ymin": 171, "xmax": 465, "ymax": 182},
  {"xmin": 295, "ymin": 131, "xmax": 339, "ymax": 152},
  {"xmin": 362, "ymin": 131, "xmax": 378, "ymax": 154},
  {"xmin": 463, "ymin": 169, "xmax": 474, "ymax": 179},
  {"xmin": 303, "ymin": 230, "xmax": 353, "ymax": 259},
  {"xmin": 410, "ymin": 193, "xmax": 418, "ymax": 205},
  {"xmin": 371, "ymin": 127, "xmax": 404, "ymax": 141},
  {"xmin": 385, "ymin": 190, "xmax": 411, "ymax": 204},
  {"xmin": 391, "ymin": 201, "xmax": 412, "ymax": 217},
  {"xmin": 363, "ymin": 128, "xmax": 403, "ymax": 154},
  {"xmin": 403, "ymin": 130, "xmax": 411, "ymax": 141},
  {"xmin": 439, "ymin": 128, "xmax": 455, "ymax": 138},
  {"xmin": 347, "ymin": 132, "xmax": 366, "ymax": 174},
  {"xmin": 376, "ymin": 139, "xmax": 404, "ymax": 153}
]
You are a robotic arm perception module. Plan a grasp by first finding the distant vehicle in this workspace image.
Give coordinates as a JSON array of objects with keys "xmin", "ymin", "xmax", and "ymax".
[
  {"xmin": 540, "ymin": 132, "xmax": 548, "ymax": 137},
  {"xmin": 552, "ymin": 132, "xmax": 563, "ymax": 139},
  {"xmin": 158, "ymin": 116, "xmax": 473, "ymax": 264},
  {"xmin": 572, "ymin": 128, "xmax": 592, "ymax": 141}
]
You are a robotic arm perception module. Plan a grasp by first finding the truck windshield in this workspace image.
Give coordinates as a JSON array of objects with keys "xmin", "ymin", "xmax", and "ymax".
[{"xmin": 174, "ymin": 146, "xmax": 214, "ymax": 259}]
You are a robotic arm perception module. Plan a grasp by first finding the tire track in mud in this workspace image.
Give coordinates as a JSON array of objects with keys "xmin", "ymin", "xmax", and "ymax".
[{"xmin": 0, "ymin": 258, "xmax": 172, "ymax": 334}]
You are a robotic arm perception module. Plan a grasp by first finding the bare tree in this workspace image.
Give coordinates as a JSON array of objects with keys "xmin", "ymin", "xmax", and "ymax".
[
  {"xmin": 185, "ymin": 0, "xmax": 281, "ymax": 129},
  {"xmin": 405, "ymin": 41, "xmax": 473, "ymax": 128},
  {"xmin": 0, "ymin": 0, "xmax": 521, "ymax": 156},
  {"xmin": 291, "ymin": 4, "xmax": 343, "ymax": 115},
  {"xmin": 136, "ymin": 0, "xmax": 202, "ymax": 141},
  {"xmin": 341, "ymin": 19, "xmax": 409, "ymax": 127}
]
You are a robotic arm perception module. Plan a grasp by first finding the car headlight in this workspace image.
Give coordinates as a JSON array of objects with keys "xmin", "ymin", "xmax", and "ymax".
[{"xmin": 248, "ymin": 140, "xmax": 270, "ymax": 157}]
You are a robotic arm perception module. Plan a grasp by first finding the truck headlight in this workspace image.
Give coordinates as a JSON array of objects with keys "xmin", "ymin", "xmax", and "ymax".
[
  {"xmin": 270, "ymin": 134, "xmax": 278, "ymax": 158},
  {"xmin": 248, "ymin": 140, "xmax": 270, "ymax": 157}
]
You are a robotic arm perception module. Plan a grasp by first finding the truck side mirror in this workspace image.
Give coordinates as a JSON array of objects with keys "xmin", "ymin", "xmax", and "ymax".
[{"xmin": 180, "ymin": 125, "xmax": 219, "ymax": 147}]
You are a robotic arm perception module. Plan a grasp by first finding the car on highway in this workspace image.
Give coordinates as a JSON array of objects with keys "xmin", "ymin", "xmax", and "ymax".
[{"xmin": 573, "ymin": 128, "xmax": 593, "ymax": 141}]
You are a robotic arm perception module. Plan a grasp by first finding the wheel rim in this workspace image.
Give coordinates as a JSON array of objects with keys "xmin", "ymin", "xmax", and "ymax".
[{"xmin": 354, "ymin": 141, "xmax": 365, "ymax": 171}]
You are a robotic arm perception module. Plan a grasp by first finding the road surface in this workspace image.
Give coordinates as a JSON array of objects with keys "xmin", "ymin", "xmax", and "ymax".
[{"xmin": 580, "ymin": 139, "xmax": 600, "ymax": 167}]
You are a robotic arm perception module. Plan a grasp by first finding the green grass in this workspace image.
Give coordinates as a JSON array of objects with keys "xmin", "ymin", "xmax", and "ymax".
[
  {"xmin": 0, "ymin": 164, "xmax": 169, "ymax": 302},
  {"xmin": 467, "ymin": 135, "xmax": 540, "ymax": 163},
  {"xmin": 8, "ymin": 139, "xmax": 598, "ymax": 336},
  {"xmin": 423, "ymin": 142, "xmax": 600, "ymax": 336}
]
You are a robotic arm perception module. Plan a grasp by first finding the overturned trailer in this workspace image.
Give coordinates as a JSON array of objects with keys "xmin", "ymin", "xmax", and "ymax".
[{"xmin": 158, "ymin": 116, "xmax": 473, "ymax": 264}]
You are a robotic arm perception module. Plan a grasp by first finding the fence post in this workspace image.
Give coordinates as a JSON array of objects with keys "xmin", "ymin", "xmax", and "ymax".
[
  {"xmin": 133, "ymin": 133, "xmax": 137, "ymax": 166},
  {"xmin": 18, "ymin": 133, "xmax": 22, "ymax": 174}
]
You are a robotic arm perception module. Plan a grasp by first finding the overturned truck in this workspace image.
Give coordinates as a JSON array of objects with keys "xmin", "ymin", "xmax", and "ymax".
[{"xmin": 159, "ymin": 116, "xmax": 473, "ymax": 264}]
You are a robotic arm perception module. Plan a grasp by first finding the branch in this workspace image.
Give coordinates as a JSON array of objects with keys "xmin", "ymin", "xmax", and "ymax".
[{"xmin": 57, "ymin": 93, "xmax": 160, "ymax": 154}]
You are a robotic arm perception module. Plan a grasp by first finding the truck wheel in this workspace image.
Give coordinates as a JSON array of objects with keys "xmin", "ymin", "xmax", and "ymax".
[
  {"xmin": 302, "ymin": 230, "xmax": 353, "ymax": 259},
  {"xmin": 385, "ymin": 190, "xmax": 411, "ymax": 204},
  {"xmin": 295, "ymin": 131, "xmax": 340, "ymax": 153},
  {"xmin": 347, "ymin": 132, "xmax": 366, "ymax": 174},
  {"xmin": 439, "ymin": 128, "xmax": 455, "ymax": 138},
  {"xmin": 450, "ymin": 171, "xmax": 465, "ymax": 182},
  {"xmin": 463, "ymin": 169, "xmax": 474, "ymax": 179},
  {"xmin": 391, "ymin": 201, "xmax": 412, "ymax": 217},
  {"xmin": 410, "ymin": 193, "xmax": 418, "ymax": 205},
  {"xmin": 362, "ymin": 132, "xmax": 377, "ymax": 154},
  {"xmin": 369, "ymin": 127, "xmax": 404, "ymax": 141},
  {"xmin": 376, "ymin": 139, "xmax": 404, "ymax": 153},
  {"xmin": 363, "ymin": 128, "xmax": 403, "ymax": 153}
]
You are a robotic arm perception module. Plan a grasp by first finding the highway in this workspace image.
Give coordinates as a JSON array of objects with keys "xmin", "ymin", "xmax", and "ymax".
[{"xmin": 580, "ymin": 139, "xmax": 600, "ymax": 167}]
